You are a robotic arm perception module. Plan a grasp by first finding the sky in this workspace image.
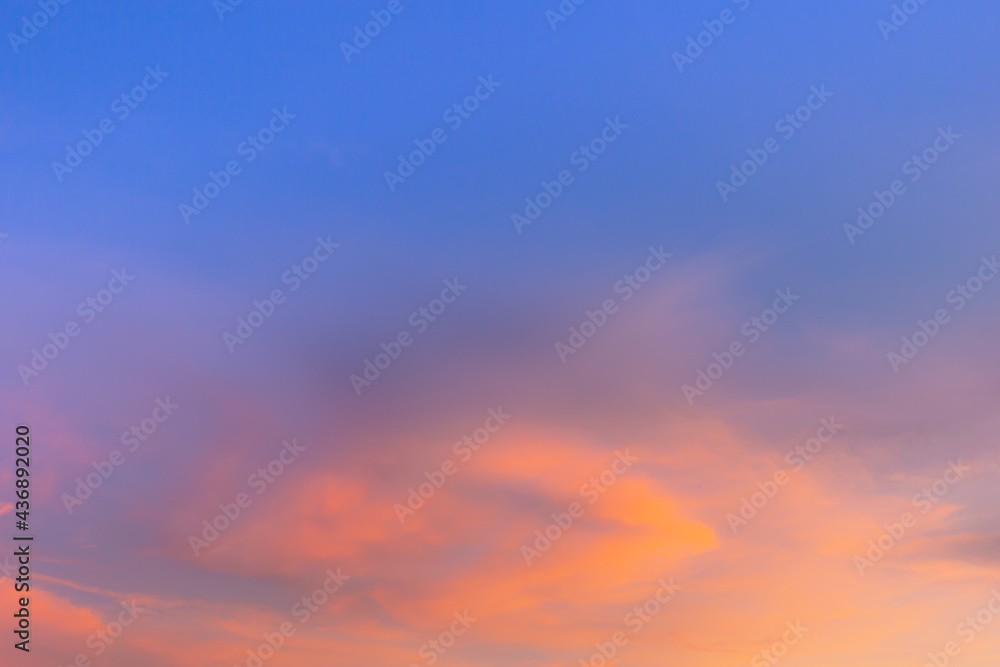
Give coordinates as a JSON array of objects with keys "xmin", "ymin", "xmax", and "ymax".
[{"xmin": 2, "ymin": 1, "xmax": 1000, "ymax": 665}]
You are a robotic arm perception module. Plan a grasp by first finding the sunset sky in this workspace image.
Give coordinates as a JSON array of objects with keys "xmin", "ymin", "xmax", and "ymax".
[{"xmin": 2, "ymin": 1, "xmax": 1000, "ymax": 665}]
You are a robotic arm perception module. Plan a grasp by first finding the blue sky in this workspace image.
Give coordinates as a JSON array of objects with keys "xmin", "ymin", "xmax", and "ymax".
[{"xmin": 2, "ymin": 3, "xmax": 1000, "ymax": 665}]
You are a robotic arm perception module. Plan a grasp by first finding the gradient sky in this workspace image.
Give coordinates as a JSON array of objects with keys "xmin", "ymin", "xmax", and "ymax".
[{"xmin": 3, "ymin": 1, "xmax": 1000, "ymax": 665}]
